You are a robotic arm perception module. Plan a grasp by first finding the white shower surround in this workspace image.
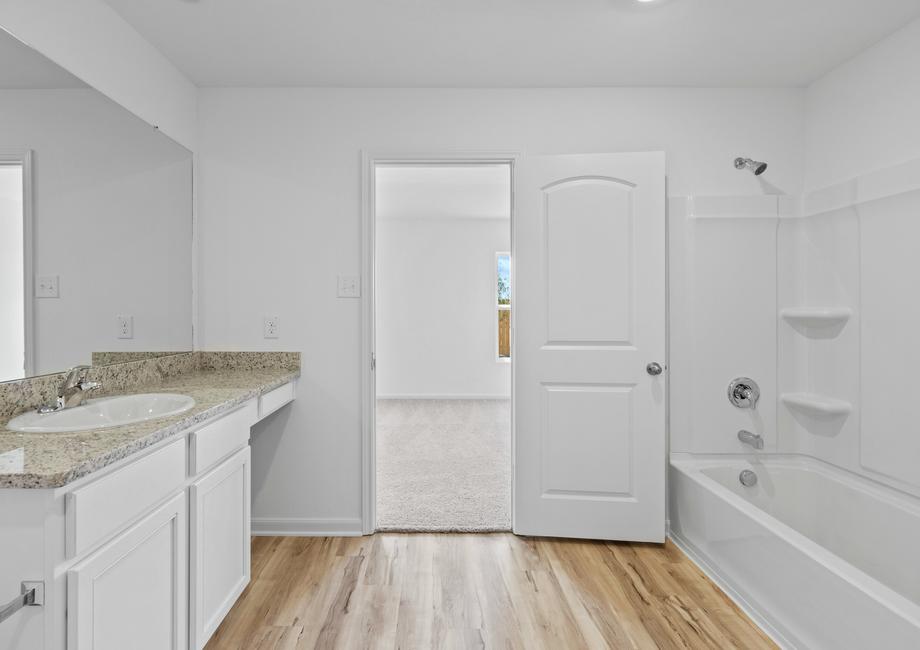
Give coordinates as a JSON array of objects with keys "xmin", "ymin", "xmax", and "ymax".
[
  {"xmin": 671, "ymin": 158, "xmax": 920, "ymax": 495},
  {"xmin": 668, "ymin": 158, "xmax": 920, "ymax": 648}
]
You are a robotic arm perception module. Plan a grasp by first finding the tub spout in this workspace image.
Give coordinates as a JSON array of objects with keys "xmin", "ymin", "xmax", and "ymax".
[{"xmin": 738, "ymin": 429, "xmax": 764, "ymax": 450}]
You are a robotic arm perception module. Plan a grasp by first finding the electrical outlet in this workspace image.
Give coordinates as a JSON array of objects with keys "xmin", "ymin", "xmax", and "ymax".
[
  {"xmin": 36, "ymin": 275, "xmax": 59, "ymax": 298},
  {"xmin": 116, "ymin": 315, "xmax": 133, "ymax": 339},
  {"xmin": 263, "ymin": 315, "xmax": 280, "ymax": 339},
  {"xmin": 337, "ymin": 275, "xmax": 360, "ymax": 298}
]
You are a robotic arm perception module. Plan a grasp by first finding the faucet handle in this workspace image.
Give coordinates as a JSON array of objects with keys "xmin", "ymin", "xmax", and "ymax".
[{"xmin": 728, "ymin": 377, "xmax": 760, "ymax": 409}]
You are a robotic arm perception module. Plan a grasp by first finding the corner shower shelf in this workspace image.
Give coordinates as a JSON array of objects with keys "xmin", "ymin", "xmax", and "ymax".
[
  {"xmin": 780, "ymin": 307, "xmax": 852, "ymax": 328},
  {"xmin": 781, "ymin": 393, "xmax": 853, "ymax": 417}
]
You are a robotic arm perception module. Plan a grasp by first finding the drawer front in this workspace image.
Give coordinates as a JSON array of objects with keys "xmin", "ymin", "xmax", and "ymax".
[
  {"xmin": 189, "ymin": 401, "xmax": 256, "ymax": 476},
  {"xmin": 258, "ymin": 382, "xmax": 294, "ymax": 420},
  {"xmin": 67, "ymin": 438, "xmax": 186, "ymax": 559}
]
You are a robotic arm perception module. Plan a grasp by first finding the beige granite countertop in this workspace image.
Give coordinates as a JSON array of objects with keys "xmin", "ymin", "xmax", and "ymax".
[{"xmin": 0, "ymin": 366, "xmax": 298, "ymax": 489}]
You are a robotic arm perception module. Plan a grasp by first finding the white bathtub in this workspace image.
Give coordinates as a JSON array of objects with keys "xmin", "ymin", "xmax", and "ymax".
[{"xmin": 669, "ymin": 454, "xmax": 920, "ymax": 649}]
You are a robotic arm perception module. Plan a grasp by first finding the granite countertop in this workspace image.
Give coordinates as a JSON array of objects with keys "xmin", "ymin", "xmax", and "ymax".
[{"xmin": 0, "ymin": 366, "xmax": 298, "ymax": 489}]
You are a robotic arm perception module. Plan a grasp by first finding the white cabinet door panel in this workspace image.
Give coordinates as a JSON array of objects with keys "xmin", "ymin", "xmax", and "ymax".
[
  {"xmin": 68, "ymin": 492, "xmax": 187, "ymax": 650},
  {"xmin": 190, "ymin": 446, "xmax": 251, "ymax": 650}
]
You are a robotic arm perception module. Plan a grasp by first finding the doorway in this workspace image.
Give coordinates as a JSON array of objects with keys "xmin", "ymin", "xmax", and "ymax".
[
  {"xmin": 371, "ymin": 161, "xmax": 513, "ymax": 531},
  {"xmin": 362, "ymin": 151, "xmax": 666, "ymax": 541}
]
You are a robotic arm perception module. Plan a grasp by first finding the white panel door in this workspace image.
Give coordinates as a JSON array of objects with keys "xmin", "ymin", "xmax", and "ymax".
[
  {"xmin": 68, "ymin": 492, "xmax": 188, "ymax": 650},
  {"xmin": 190, "ymin": 446, "xmax": 251, "ymax": 650},
  {"xmin": 514, "ymin": 153, "xmax": 666, "ymax": 542}
]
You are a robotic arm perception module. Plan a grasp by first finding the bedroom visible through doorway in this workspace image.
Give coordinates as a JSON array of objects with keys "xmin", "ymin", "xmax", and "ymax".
[{"xmin": 374, "ymin": 162, "xmax": 512, "ymax": 531}]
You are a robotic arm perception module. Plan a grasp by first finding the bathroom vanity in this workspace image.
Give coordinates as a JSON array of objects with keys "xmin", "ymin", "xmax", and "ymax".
[{"xmin": 0, "ymin": 353, "xmax": 298, "ymax": 650}]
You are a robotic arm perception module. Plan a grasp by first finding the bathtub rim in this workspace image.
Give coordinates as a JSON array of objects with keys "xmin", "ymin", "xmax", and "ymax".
[{"xmin": 669, "ymin": 452, "xmax": 920, "ymax": 630}]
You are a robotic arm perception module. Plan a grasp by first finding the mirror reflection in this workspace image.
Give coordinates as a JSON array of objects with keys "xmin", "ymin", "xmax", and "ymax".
[{"xmin": 0, "ymin": 31, "xmax": 193, "ymax": 382}]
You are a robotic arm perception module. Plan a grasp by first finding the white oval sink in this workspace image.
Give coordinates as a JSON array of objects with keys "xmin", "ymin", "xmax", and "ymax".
[{"xmin": 7, "ymin": 393, "xmax": 196, "ymax": 433}]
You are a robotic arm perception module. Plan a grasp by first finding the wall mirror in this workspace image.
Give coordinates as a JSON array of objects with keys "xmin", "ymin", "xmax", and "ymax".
[{"xmin": 0, "ymin": 30, "xmax": 193, "ymax": 382}]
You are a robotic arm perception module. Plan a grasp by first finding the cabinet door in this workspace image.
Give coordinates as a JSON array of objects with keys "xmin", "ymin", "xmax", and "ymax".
[
  {"xmin": 190, "ymin": 446, "xmax": 251, "ymax": 650},
  {"xmin": 68, "ymin": 492, "xmax": 188, "ymax": 650}
]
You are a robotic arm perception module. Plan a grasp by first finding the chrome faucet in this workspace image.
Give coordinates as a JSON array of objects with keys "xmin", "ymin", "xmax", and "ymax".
[
  {"xmin": 737, "ymin": 429, "xmax": 764, "ymax": 450},
  {"xmin": 37, "ymin": 365, "xmax": 102, "ymax": 413}
]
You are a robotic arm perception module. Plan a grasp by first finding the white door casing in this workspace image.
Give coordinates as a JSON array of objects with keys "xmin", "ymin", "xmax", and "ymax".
[
  {"xmin": 513, "ymin": 153, "xmax": 666, "ymax": 542},
  {"xmin": 360, "ymin": 151, "xmax": 521, "ymax": 534}
]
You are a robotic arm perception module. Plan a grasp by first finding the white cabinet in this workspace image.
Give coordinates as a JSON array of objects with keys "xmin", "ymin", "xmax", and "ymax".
[
  {"xmin": 1, "ymin": 380, "xmax": 295, "ymax": 650},
  {"xmin": 190, "ymin": 446, "xmax": 251, "ymax": 650},
  {"xmin": 67, "ymin": 492, "xmax": 188, "ymax": 650}
]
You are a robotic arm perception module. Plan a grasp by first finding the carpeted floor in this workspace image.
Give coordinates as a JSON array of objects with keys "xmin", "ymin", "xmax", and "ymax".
[{"xmin": 375, "ymin": 399, "xmax": 511, "ymax": 532}]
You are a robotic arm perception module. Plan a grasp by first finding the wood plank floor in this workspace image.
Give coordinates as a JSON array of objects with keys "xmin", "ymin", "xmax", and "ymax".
[{"xmin": 205, "ymin": 534, "xmax": 776, "ymax": 650}]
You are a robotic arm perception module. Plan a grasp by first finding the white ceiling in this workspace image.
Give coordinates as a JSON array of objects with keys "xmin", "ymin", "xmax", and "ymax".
[
  {"xmin": 376, "ymin": 165, "xmax": 511, "ymax": 220},
  {"xmin": 101, "ymin": 0, "xmax": 920, "ymax": 87},
  {"xmin": 0, "ymin": 30, "xmax": 86, "ymax": 88}
]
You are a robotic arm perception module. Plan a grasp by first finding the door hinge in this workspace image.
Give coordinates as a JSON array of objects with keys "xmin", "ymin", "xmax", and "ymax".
[{"xmin": 371, "ymin": 353, "xmax": 376, "ymax": 371}]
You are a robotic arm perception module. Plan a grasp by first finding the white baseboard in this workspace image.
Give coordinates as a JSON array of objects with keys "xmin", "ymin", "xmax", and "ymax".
[
  {"xmin": 376, "ymin": 394, "xmax": 511, "ymax": 400},
  {"xmin": 251, "ymin": 517, "xmax": 364, "ymax": 537}
]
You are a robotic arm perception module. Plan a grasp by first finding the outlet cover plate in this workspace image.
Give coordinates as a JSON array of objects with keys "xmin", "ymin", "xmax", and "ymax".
[
  {"xmin": 116, "ymin": 315, "xmax": 133, "ymax": 339},
  {"xmin": 263, "ymin": 315, "xmax": 280, "ymax": 339}
]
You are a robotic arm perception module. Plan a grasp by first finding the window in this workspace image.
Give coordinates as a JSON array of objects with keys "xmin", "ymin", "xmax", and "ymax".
[{"xmin": 496, "ymin": 252, "xmax": 511, "ymax": 360}]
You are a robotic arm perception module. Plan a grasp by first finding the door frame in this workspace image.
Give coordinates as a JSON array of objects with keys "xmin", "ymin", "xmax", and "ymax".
[
  {"xmin": 0, "ymin": 150, "xmax": 34, "ymax": 378},
  {"xmin": 360, "ymin": 151, "xmax": 521, "ymax": 534}
]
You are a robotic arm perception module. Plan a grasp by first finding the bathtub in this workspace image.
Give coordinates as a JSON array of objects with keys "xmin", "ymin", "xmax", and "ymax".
[{"xmin": 669, "ymin": 454, "xmax": 920, "ymax": 649}]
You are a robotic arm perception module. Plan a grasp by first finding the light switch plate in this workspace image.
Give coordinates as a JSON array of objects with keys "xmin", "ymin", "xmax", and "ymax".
[
  {"xmin": 116, "ymin": 315, "xmax": 133, "ymax": 339},
  {"xmin": 263, "ymin": 315, "xmax": 280, "ymax": 339},
  {"xmin": 337, "ymin": 275, "xmax": 360, "ymax": 298},
  {"xmin": 36, "ymin": 275, "xmax": 59, "ymax": 298}
]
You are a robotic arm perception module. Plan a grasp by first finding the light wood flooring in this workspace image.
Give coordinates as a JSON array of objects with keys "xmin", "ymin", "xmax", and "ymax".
[{"xmin": 205, "ymin": 534, "xmax": 776, "ymax": 650}]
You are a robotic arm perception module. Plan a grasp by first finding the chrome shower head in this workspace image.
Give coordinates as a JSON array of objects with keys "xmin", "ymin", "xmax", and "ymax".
[{"xmin": 734, "ymin": 157, "xmax": 768, "ymax": 175}]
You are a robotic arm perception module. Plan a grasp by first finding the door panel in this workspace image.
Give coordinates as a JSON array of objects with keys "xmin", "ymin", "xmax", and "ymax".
[
  {"xmin": 542, "ymin": 383, "xmax": 633, "ymax": 496},
  {"xmin": 514, "ymin": 153, "xmax": 666, "ymax": 542},
  {"xmin": 545, "ymin": 178, "xmax": 634, "ymax": 345}
]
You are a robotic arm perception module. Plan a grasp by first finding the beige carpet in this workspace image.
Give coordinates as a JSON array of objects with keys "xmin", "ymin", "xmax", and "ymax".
[{"xmin": 375, "ymin": 399, "xmax": 511, "ymax": 531}]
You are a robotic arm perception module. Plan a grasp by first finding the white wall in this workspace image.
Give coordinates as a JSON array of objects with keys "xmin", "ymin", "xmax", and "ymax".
[
  {"xmin": 1, "ymin": 88, "xmax": 193, "ymax": 374},
  {"xmin": 0, "ymin": 164, "xmax": 24, "ymax": 380},
  {"xmin": 376, "ymin": 217, "xmax": 510, "ymax": 398},
  {"xmin": 0, "ymin": 0, "xmax": 198, "ymax": 150},
  {"xmin": 805, "ymin": 17, "xmax": 920, "ymax": 190},
  {"xmin": 196, "ymin": 87, "xmax": 804, "ymax": 530}
]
